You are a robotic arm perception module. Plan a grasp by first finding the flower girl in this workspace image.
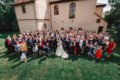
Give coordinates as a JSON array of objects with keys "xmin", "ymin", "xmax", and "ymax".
[{"xmin": 21, "ymin": 51, "xmax": 27, "ymax": 62}]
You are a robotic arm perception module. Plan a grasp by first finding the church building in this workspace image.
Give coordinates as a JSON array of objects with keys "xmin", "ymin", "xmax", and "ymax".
[{"xmin": 13, "ymin": 0, "xmax": 108, "ymax": 33}]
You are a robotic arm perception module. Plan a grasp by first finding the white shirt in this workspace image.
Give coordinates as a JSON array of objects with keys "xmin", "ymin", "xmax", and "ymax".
[
  {"xmin": 104, "ymin": 36, "xmax": 109, "ymax": 40},
  {"xmin": 79, "ymin": 39, "xmax": 83, "ymax": 47}
]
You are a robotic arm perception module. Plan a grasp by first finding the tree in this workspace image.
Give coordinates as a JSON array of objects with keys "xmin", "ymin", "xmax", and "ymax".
[
  {"xmin": 0, "ymin": 0, "xmax": 18, "ymax": 31},
  {"xmin": 105, "ymin": 0, "xmax": 120, "ymax": 44}
]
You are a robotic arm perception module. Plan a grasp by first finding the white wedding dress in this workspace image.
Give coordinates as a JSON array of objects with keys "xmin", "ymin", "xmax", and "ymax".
[{"xmin": 55, "ymin": 40, "xmax": 69, "ymax": 58}]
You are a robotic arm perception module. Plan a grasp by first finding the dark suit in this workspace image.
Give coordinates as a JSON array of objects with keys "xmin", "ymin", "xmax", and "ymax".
[{"xmin": 27, "ymin": 38, "xmax": 33, "ymax": 54}]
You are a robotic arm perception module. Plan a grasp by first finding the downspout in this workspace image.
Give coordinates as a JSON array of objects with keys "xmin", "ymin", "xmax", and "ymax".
[
  {"xmin": 33, "ymin": 0, "xmax": 38, "ymax": 30},
  {"xmin": 50, "ymin": 3, "xmax": 53, "ymax": 30}
]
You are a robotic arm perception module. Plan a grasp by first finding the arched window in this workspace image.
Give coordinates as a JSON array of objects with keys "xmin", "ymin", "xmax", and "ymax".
[
  {"xmin": 54, "ymin": 5, "xmax": 59, "ymax": 15},
  {"xmin": 69, "ymin": 3, "xmax": 76, "ymax": 19}
]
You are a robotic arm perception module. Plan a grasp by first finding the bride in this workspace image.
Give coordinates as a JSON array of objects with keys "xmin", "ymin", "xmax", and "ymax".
[{"xmin": 55, "ymin": 37, "xmax": 69, "ymax": 58}]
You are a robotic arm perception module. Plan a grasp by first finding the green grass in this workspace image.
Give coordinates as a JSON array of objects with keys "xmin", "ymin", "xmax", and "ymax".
[{"xmin": 0, "ymin": 32, "xmax": 120, "ymax": 80}]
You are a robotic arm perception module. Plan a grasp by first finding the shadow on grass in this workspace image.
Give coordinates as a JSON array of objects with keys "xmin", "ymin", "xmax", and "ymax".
[
  {"xmin": 38, "ymin": 53, "xmax": 57, "ymax": 64},
  {"xmin": 12, "ymin": 62, "xmax": 23, "ymax": 69},
  {"xmin": 0, "ymin": 51, "xmax": 20, "ymax": 62},
  {"xmin": 105, "ymin": 49, "xmax": 120, "ymax": 65},
  {"xmin": 0, "ymin": 49, "xmax": 120, "ymax": 67},
  {"xmin": 113, "ymin": 49, "xmax": 120, "ymax": 55},
  {"xmin": 67, "ymin": 53, "xmax": 95, "ymax": 62},
  {"xmin": 103, "ymin": 54, "xmax": 120, "ymax": 65},
  {"xmin": 25, "ymin": 52, "xmax": 57, "ymax": 64},
  {"xmin": 27, "ymin": 54, "xmax": 45, "ymax": 62}
]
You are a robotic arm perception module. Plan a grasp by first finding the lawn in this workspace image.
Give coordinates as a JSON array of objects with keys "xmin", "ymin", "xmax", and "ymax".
[{"xmin": 0, "ymin": 32, "xmax": 120, "ymax": 80}]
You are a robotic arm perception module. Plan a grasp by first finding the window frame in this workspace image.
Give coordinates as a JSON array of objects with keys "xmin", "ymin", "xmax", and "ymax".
[
  {"xmin": 54, "ymin": 5, "xmax": 59, "ymax": 15},
  {"xmin": 21, "ymin": 4, "xmax": 26, "ymax": 13},
  {"xmin": 44, "ymin": 23, "xmax": 47, "ymax": 29},
  {"xmin": 69, "ymin": 3, "xmax": 76, "ymax": 19},
  {"xmin": 96, "ymin": 19, "xmax": 101, "ymax": 23}
]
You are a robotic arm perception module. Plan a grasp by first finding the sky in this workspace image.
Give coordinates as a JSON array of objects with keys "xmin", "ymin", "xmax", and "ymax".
[{"xmin": 97, "ymin": 0, "xmax": 111, "ymax": 12}]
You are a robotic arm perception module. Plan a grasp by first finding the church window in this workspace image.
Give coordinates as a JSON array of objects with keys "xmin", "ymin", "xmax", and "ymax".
[
  {"xmin": 96, "ymin": 19, "xmax": 101, "ymax": 23},
  {"xmin": 54, "ymin": 5, "xmax": 59, "ymax": 15},
  {"xmin": 69, "ymin": 3, "xmax": 76, "ymax": 19}
]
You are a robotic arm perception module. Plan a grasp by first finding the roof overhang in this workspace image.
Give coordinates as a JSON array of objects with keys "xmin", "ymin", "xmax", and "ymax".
[
  {"xmin": 13, "ymin": 0, "xmax": 34, "ymax": 6},
  {"xmin": 50, "ymin": 0, "xmax": 81, "ymax": 4},
  {"xmin": 95, "ymin": 13, "xmax": 108, "ymax": 24},
  {"xmin": 96, "ymin": 3, "xmax": 106, "ymax": 7}
]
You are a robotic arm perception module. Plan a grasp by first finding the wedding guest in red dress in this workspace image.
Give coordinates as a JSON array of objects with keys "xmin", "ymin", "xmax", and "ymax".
[
  {"xmin": 106, "ymin": 39, "xmax": 116, "ymax": 58},
  {"xmin": 95, "ymin": 46, "xmax": 102, "ymax": 59},
  {"xmin": 74, "ymin": 39, "xmax": 77, "ymax": 55}
]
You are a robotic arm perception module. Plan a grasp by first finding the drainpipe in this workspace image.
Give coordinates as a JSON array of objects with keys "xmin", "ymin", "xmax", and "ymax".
[
  {"xmin": 50, "ymin": 3, "xmax": 53, "ymax": 30},
  {"xmin": 33, "ymin": 0, "xmax": 38, "ymax": 30}
]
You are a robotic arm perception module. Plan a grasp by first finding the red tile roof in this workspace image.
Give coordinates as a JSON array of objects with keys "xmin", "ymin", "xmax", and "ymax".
[
  {"xmin": 13, "ymin": 0, "xmax": 34, "ymax": 5},
  {"xmin": 13, "ymin": 0, "xmax": 106, "ymax": 7},
  {"xmin": 13, "ymin": 0, "xmax": 59, "ymax": 5}
]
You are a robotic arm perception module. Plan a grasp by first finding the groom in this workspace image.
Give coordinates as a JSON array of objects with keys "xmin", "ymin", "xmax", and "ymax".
[
  {"xmin": 52, "ymin": 37, "xmax": 58, "ymax": 52},
  {"xmin": 61, "ymin": 35, "xmax": 66, "ymax": 48}
]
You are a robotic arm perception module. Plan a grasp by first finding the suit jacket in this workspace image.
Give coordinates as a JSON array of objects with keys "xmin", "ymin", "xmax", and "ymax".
[{"xmin": 27, "ymin": 38, "xmax": 33, "ymax": 48}]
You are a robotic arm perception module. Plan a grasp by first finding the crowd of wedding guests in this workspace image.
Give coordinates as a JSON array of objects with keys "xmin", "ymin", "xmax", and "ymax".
[{"xmin": 5, "ymin": 29, "xmax": 116, "ymax": 62}]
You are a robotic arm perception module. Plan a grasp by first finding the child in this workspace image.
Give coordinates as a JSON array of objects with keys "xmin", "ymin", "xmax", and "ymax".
[
  {"xmin": 84, "ymin": 43, "xmax": 89, "ymax": 56},
  {"xmin": 20, "ymin": 51, "xmax": 27, "ymax": 62},
  {"xmin": 69, "ymin": 43, "xmax": 73, "ymax": 54},
  {"xmin": 88, "ymin": 42, "xmax": 94, "ymax": 57},
  {"xmin": 45, "ymin": 43, "xmax": 50, "ymax": 58},
  {"xmin": 74, "ymin": 39, "xmax": 77, "ymax": 55},
  {"xmin": 42, "ymin": 44, "xmax": 46, "ymax": 55},
  {"xmin": 15, "ymin": 41, "xmax": 21, "ymax": 55},
  {"xmin": 20, "ymin": 39, "xmax": 28, "ymax": 62},
  {"xmin": 93, "ymin": 42, "xmax": 98, "ymax": 58},
  {"xmin": 95, "ymin": 46, "xmax": 102, "ymax": 62},
  {"xmin": 38, "ymin": 43, "xmax": 43, "ymax": 55},
  {"xmin": 33, "ymin": 43, "xmax": 39, "ymax": 57},
  {"xmin": 100, "ymin": 40, "xmax": 107, "ymax": 57}
]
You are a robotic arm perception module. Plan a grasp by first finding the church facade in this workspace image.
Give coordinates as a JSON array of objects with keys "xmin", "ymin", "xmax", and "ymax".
[{"xmin": 13, "ymin": 0, "xmax": 108, "ymax": 33}]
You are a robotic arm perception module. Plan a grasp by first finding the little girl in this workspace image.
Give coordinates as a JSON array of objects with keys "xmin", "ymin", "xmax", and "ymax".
[
  {"xmin": 95, "ymin": 46, "xmax": 102, "ymax": 62},
  {"xmin": 15, "ymin": 41, "xmax": 21, "ymax": 55},
  {"xmin": 74, "ymin": 39, "xmax": 77, "ymax": 55},
  {"xmin": 93, "ymin": 42, "xmax": 98, "ymax": 58},
  {"xmin": 21, "ymin": 52, "xmax": 27, "ymax": 62},
  {"xmin": 20, "ymin": 39, "xmax": 28, "ymax": 63},
  {"xmin": 33, "ymin": 43, "xmax": 39, "ymax": 57},
  {"xmin": 88, "ymin": 42, "xmax": 94, "ymax": 57}
]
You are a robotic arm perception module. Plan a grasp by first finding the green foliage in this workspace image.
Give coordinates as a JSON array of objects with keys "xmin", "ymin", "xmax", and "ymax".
[
  {"xmin": 108, "ymin": 0, "xmax": 120, "ymax": 5},
  {"xmin": 0, "ymin": 0, "xmax": 18, "ymax": 30},
  {"xmin": 106, "ymin": 28, "xmax": 114, "ymax": 34},
  {"xmin": 105, "ymin": 0, "xmax": 120, "ymax": 44}
]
